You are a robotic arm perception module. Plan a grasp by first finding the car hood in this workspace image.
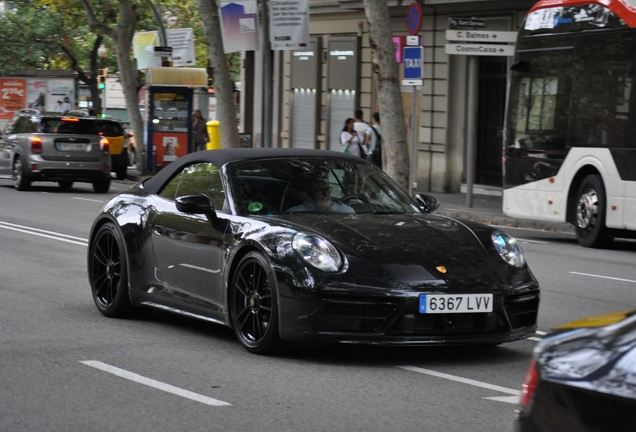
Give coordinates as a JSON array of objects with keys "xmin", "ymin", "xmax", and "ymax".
[{"xmin": 271, "ymin": 212, "xmax": 499, "ymax": 289}]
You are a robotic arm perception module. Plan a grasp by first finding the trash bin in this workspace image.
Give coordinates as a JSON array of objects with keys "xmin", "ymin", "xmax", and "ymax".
[{"xmin": 206, "ymin": 120, "xmax": 220, "ymax": 150}]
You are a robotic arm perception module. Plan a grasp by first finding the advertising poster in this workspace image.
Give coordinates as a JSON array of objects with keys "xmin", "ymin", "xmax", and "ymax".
[
  {"xmin": 133, "ymin": 28, "xmax": 196, "ymax": 69},
  {"xmin": 219, "ymin": 0, "xmax": 260, "ymax": 53},
  {"xmin": 270, "ymin": 0, "xmax": 309, "ymax": 50},
  {"xmin": 46, "ymin": 79, "xmax": 74, "ymax": 113},
  {"xmin": 0, "ymin": 78, "xmax": 27, "ymax": 120},
  {"xmin": 154, "ymin": 132, "xmax": 188, "ymax": 166},
  {"xmin": 27, "ymin": 79, "xmax": 47, "ymax": 112}
]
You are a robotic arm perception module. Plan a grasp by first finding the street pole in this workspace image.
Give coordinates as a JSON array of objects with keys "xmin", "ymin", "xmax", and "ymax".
[
  {"xmin": 466, "ymin": 55, "xmax": 478, "ymax": 208},
  {"xmin": 409, "ymin": 84, "xmax": 417, "ymax": 197},
  {"xmin": 262, "ymin": 0, "xmax": 273, "ymax": 148}
]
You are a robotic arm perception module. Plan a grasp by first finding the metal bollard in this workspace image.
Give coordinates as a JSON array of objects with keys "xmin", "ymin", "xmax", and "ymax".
[{"xmin": 206, "ymin": 120, "xmax": 220, "ymax": 150}]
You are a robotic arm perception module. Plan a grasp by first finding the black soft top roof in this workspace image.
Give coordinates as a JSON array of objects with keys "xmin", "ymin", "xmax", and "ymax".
[{"xmin": 143, "ymin": 147, "xmax": 363, "ymax": 194}]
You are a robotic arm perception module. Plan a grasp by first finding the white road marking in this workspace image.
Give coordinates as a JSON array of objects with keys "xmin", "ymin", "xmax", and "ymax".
[
  {"xmin": 528, "ymin": 337, "xmax": 542, "ymax": 342},
  {"xmin": 0, "ymin": 221, "xmax": 88, "ymax": 246},
  {"xmin": 73, "ymin": 197, "xmax": 105, "ymax": 203},
  {"xmin": 80, "ymin": 360, "xmax": 231, "ymax": 407},
  {"xmin": 398, "ymin": 365, "xmax": 521, "ymax": 403},
  {"xmin": 570, "ymin": 272, "xmax": 636, "ymax": 284},
  {"xmin": 482, "ymin": 395, "xmax": 520, "ymax": 404},
  {"xmin": 536, "ymin": 330, "xmax": 547, "ymax": 335}
]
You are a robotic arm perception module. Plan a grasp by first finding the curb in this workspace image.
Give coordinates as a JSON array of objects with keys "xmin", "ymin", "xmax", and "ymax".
[{"xmin": 436, "ymin": 208, "xmax": 574, "ymax": 234}]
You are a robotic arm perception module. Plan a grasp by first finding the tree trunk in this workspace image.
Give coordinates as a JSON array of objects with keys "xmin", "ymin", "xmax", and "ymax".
[
  {"xmin": 362, "ymin": 0, "xmax": 410, "ymax": 191},
  {"xmin": 80, "ymin": 0, "xmax": 146, "ymax": 173},
  {"xmin": 197, "ymin": 0, "xmax": 241, "ymax": 148}
]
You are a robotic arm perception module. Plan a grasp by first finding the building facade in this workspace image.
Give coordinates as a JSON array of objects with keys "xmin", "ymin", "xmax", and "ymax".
[{"xmin": 242, "ymin": 0, "xmax": 537, "ymax": 195}]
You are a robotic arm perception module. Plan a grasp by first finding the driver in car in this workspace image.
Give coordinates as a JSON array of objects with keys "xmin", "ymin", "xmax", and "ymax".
[{"xmin": 287, "ymin": 178, "xmax": 354, "ymax": 213}]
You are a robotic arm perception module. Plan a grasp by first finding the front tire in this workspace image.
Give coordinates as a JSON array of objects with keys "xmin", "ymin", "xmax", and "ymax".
[
  {"xmin": 574, "ymin": 174, "xmax": 612, "ymax": 248},
  {"xmin": 13, "ymin": 157, "xmax": 31, "ymax": 191},
  {"xmin": 88, "ymin": 222, "xmax": 133, "ymax": 317},
  {"xmin": 230, "ymin": 252, "xmax": 282, "ymax": 354}
]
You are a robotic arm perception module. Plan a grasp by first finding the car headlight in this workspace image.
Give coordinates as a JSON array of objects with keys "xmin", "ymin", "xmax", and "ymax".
[
  {"xmin": 292, "ymin": 233, "xmax": 343, "ymax": 273},
  {"xmin": 491, "ymin": 231, "xmax": 526, "ymax": 268}
]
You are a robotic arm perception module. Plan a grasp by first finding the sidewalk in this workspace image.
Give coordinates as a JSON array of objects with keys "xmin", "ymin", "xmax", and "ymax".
[
  {"xmin": 125, "ymin": 168, "xmax": 573, "ymax": 233},
  {"xmin": 432, "ymin": 192, "xmax": 574, "ymax": 233}
]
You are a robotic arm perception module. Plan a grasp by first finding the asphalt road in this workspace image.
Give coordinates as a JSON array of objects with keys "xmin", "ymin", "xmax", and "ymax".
[{"xmin": 1, "ymin": 178, "xmax": 635, "ymax": 432}]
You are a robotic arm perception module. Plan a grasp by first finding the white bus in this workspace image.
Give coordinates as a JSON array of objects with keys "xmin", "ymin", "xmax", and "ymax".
[{"xmin": 503, "ymin": 0, "xmax": 636, "ymax": 247}]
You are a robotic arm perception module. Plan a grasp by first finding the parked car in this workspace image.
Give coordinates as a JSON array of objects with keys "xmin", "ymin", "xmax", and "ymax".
[
  {"xmin": 95, "ymin": 119, "xmax": 128, "ymax": 180},
  {"xmin": 87, "ymin": 148, "xmax": 540, "ymax": 354},
  {"xmin": 0, "ymin": 109, "xmax": 112, "ymax": 192},
  {"xmin": 515, "ymin": 310, "xmax": 636, "ymax": 431}
]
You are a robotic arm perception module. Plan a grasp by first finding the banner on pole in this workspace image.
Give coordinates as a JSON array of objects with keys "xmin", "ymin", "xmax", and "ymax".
[
  {"xmin": 270, "ymin": 0, "xmax": 309, "ymax": 50},
  {"xmin": 133, "ymin": 28, "xmax": 196, "ymax": 69},
  {"xmin": 219, "ymin": 0, "xmax": 260, "ymax": 53}
]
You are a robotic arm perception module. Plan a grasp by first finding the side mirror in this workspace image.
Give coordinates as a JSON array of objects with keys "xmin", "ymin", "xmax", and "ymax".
[
  {"xmin": 176, "ymin": 194, "xmax": 216, "ymax": 215},
  {"xmin": 415, "ymin": 193, "xmax": 440, "ymax": 214}
]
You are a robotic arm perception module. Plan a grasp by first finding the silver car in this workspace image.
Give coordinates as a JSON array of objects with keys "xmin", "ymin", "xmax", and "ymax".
[{"xmin": 0, "ymin": 109, "xmax": 112, "ymax": 192}]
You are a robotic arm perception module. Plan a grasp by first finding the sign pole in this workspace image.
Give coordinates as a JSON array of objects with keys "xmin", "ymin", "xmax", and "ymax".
[
  {"xmin": 465, "ymin": 55, "xmax": 478, "ymax": 208},
  {"xmin": 409, "ymin": 84, "xmax": 417, "ymax": 197}
]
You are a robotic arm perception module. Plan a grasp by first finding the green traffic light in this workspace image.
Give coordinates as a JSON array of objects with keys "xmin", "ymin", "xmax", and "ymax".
[{"xmin": 99, "ymin": 83, "xmax": 105, "ymax": 89}]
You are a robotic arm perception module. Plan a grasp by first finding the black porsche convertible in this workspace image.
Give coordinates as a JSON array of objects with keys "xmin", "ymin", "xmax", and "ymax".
[{"xmin": 87, "ymin": 148, "xmax": 539, "ymax": 354}]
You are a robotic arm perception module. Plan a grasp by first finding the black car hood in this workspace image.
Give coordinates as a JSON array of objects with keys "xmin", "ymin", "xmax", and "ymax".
[{"xmin": 271, "ymin": 212, "xmax": 498, "ymax": 289}]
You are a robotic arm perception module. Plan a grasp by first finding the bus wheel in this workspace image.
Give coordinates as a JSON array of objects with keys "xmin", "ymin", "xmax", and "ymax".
[{"xmin": 574, "ymin": 174, "xmax": 612, "ymax": 248}]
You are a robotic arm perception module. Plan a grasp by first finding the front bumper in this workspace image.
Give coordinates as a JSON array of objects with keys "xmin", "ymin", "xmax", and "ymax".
[{"xmin": 277, "ymin": 279, "xmax": 540, "ymax": 345}]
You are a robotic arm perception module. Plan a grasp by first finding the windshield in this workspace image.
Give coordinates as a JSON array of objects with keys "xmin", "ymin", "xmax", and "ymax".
[{"xmin": 228, "ymin": 158, "xmax": 422, "ymax": 216}]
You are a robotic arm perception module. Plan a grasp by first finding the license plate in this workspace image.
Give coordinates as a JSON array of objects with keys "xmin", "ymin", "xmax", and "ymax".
[
  {"xmin": 419, "ymin": 294, "xmax": 493, "ymax": 314},
  {"xmin": 59, "ymin": 143, "xmax": 86, "ymax": 151}
]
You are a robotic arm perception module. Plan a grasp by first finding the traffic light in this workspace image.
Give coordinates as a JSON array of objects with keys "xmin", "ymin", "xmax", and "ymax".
[{"xmin": 97, "ymin": 68, "xmax": 108, "ymax": 90}]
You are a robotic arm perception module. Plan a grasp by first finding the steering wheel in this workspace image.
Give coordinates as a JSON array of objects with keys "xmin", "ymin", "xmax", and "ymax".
[{"xmin": 336, "ymin": 194, "xmax": 369, "ymax": 205}]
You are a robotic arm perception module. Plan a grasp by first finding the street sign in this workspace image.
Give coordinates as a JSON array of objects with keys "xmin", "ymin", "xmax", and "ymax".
[
  {"xmin": 448, "ymin": 17, "xmax": 486, "ymax": 28},
  {"xmin": 402, "ymin": 46, "xmax": 423, "ymax": 86},
  {"xmin": 405, "ymin": 3, "xmax": 423, "ymax": 35},
  {"xmin": 445, "ymin": 30, "xmax": 517, "ymax": 43},
  {"xmin": 146, "ymin": 46, "xmax": 173, "ymax": 57},
  {"xmin": 406, "ymin": 35, "xmax": 420, "ymax": 46},
  {"xmin": 445, "ymin": 43, "xmax": 515, "ymax": 57}
]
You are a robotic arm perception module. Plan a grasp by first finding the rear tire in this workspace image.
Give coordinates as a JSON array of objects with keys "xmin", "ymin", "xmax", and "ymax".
[
  {"xmin": 58, "ymin": 181, "xmax": 74, "ymax": 191},
  {"xmin": 115, "ymin": 166, "xmax": 127, "ymax": 180},
  {"xmin": 574, "ymin": 174, "xmax": 612, "ymax": 248},
  {"xmin": 13, "ymin": 157, "xmax": 31, "ymax": 191},
  {"xmin": 93, "ymin": 177, "xmax": 111, "ymax": 193}
]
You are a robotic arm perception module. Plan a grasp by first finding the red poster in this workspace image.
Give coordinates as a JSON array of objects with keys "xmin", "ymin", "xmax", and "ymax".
[
  {"xmin": 0, "ymin": 79, "xmax": 27, "ymax": 119},
  {"xmin": 154, "ymin": 132, "xmax": 189, "ymax": 166}
]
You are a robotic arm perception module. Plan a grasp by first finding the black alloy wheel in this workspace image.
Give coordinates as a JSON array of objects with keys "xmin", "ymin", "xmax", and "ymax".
[
  {"xmin": 13, "ymin": 157, "xmax": 30, "ymax": 191},
  {"xmin": 89, "ymin": 222, "xmax": 133, "ymax": 317},
  {"xmin": 574, "ymin": 174, "xmax": 612, "ymax": 248},
  {"xmin": 231, "ymin": 252, "xmax": 281, "ymax": 354}
]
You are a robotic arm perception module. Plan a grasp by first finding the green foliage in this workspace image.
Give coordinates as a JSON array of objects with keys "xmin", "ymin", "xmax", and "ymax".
[{"xmin": 0, "ymin": 0, "xmax": 240, "ymax": 83}]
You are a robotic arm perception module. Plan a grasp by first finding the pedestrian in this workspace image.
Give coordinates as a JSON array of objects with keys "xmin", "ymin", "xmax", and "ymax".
[
  {"xmin": 340, "ymin": 118, "xmax": 365, "ymax": 158},
  {"xmin": 192, "ymin": 109, "xmax": 209, "ymax": 151},
  {"xmin": 364, "ymin": 112, "xmax": 382, "ymax": 167},
  {"xmin": 353, "ymin": 109, "xmax": 369, "ymax": 157},
  {"xmin": 54, "ymin": 100, "xmax": 65, "ymax": 113}
]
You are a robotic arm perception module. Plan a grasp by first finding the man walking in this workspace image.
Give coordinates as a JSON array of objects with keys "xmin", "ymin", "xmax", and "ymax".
[{"xmin": 364, "ymin": 112, "xmax": 382, "ymax": 167}]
